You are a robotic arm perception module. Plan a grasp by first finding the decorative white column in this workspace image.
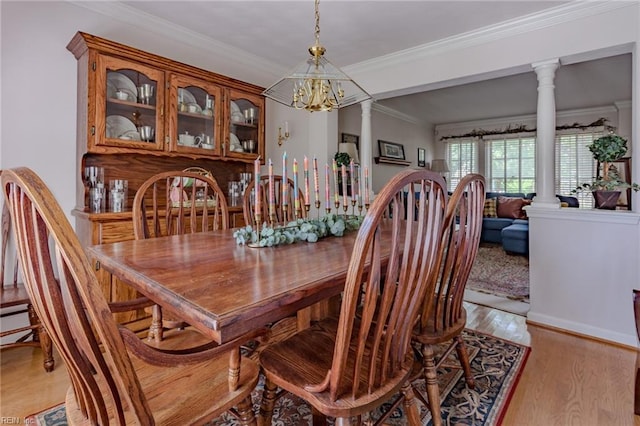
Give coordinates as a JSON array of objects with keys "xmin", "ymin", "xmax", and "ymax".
[
  {"xmin": 360, "ymin": 100, "xmax": 373, "ymax": 199},
  {"xmin": 532, "ymin": 59, "xmax": 560, "ymax": 208}
]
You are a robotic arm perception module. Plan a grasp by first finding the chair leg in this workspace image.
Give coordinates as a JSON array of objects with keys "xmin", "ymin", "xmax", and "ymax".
[
  {"xmin": 311, "ymin": 408, "xmax": 327, "ymax": 426},
  {"xmin": 258, "ymin": 377, "xmax": 278, "ymax": 426},
  {"xmin": 635, "ymin": 362, "xmax": 640, "ymax": 415},
  {"xmin": 236, "ymin": 395, "xmax": 257, "ymax": 426},
  {"xmin": 454, "ymin": 335, "xmax": 475, "ymax": 389},
  {"xmin": 421, "ymin": 344, "xmax": 442, "ymax": 426},
  {"xmin": 39, "ymin": 327, "xmax": 54, "ymax": 372},
  {"xmin": 147, "ymin": 304, "xmax": 164, "ymax": 342},
  {"xmin": 334, "ymin": 418, "xmax": 354, "ymax": 426},
  {"xmin": 28, "ymin": 304, "xmax": 54, "ymax": 372},
  {"xmin": 401, "ymin": 381, "xmax": 421, "ymax": 426}
]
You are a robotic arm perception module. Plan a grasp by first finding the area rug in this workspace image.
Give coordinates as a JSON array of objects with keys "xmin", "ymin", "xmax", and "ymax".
[
  {"xmin": 27, "ymin": 329, "xmax": 530, "ymax": 426},
  {"xmin": 466, "ymin": 244, "xmax": 529, "ymax": 302}
]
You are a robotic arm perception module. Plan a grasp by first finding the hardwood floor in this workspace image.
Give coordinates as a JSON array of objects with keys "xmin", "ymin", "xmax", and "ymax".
[{"xmin": 2, "ymin": 303, "xmax": 639, "ymax": 425}]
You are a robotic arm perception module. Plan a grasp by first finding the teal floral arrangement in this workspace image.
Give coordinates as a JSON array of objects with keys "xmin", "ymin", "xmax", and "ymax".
[{"xmin": 233, "ymin": 214, "xmax": 364, "ymax": 247}]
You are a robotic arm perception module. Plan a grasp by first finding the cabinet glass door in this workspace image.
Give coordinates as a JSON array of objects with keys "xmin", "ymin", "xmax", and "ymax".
[
  {"xmin": 97, "ymin": 55, "xmax": 164, "ymax": 151},
  {"xmin": 169, "ymin": 74, "xmax": 222, "ymax": 157},
  {"xmin": 227, "ymin": 90, "xmax": 264, "ymax": 159}
]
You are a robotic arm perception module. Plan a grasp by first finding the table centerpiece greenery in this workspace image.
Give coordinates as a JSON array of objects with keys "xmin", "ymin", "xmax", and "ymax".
[{"xmin": 233, "ymin": 213, "xmax": 364, "ymax": 247}]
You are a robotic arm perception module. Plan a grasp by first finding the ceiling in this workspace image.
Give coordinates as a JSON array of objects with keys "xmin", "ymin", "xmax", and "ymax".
[{"xmin": 120, "ymin": 1, "xmax": 631, "ymax": 125}]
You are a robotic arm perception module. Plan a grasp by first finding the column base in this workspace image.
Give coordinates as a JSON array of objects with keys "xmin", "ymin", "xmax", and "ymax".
[{"xmin": 530, "ymin": 195, "xmax": 561, "ymax": 209}]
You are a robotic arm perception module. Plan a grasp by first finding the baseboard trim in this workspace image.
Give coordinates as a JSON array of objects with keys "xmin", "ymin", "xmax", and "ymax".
[{"xmin": 526, "ymin": 313, "xmax": 637, "ymax": 351}]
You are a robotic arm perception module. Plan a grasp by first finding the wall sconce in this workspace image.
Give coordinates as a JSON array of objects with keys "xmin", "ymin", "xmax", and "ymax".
[{"xmin": 278, "ymin": 121, "xmax": 290, "ymax": 146}]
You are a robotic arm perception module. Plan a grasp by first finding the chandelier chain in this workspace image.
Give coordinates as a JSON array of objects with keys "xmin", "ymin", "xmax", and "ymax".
[{"xmin": 314, "ymin": 0, "xmax": 321, "ymax": 46}]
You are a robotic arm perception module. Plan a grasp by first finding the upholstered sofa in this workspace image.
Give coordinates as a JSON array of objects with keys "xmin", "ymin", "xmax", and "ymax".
[{"xmin": 482, "ymin": 192, "xmax": 579, "ymax": 255}]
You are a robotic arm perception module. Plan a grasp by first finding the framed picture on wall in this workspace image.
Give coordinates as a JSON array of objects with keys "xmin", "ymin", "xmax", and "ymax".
[
  {"xmin": 417, "ymin": 148, "xmax": 426, "ymax": 167},
  {"xmin": 378, "ymin": 140, "xmax": 406, "ymax": 160},
  {"xmin": 340, "ymin": 133, "xmax": 359, "ymax": 149}
]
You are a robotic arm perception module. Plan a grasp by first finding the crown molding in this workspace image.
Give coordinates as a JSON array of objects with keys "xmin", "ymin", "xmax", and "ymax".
[
  {"xmin": 614, "ymin": 100, "xmax": 633, "ymax": 110},
  {"xmin": 346, "ymin": 1, "xmax": 635, "ymax": 75},
  {"xmin": 68, "ymin": 1, "xmax": 284, "ymax": 80},
  {"xmin": 371, "ymin": 103, "xmax": 422, "ymax": 125}
]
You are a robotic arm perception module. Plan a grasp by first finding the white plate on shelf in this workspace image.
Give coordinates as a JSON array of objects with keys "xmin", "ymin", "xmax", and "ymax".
[
  {"xmin": 107, "ymin": 72, "xmax": 137, "ymax": 102},
  {"xmin": 231, "ymin": 111, "xmax": 245, "ymax": 123},
  {"xmin": 230, "ymin": 133, "xmax": 243, "ymax": 152},
  {"xmin": 119, "ymin": 129, "xmax": 141, "ymax": 141},
  {"xmin": 106, "ymin": 115, "xmax": 137, "ymax": 139},
  {"xmin": 185, "ymin": 102, "xmax": 202, "ymax": 114},
  {"xmin": 178, "ymin": 88, "xmax": 197, "ymax": 106},
  {"xmin": 231, "ymin": 101, "xmax": 241, "ymax": 115}
]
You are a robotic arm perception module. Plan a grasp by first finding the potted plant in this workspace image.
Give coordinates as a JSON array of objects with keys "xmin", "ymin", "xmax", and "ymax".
[
  {"xmin": 573, "ymin": 133, "xmax": 640, "ymax": 209},
  {"xmin": 334, "ymin": 152, "xmax": 351, "ymax": 167},
  {"xmin": 334, "ymin": 152, "xmax": 353, "ymax": 196}
]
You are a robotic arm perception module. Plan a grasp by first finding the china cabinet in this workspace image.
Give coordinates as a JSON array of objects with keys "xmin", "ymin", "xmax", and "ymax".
[
  {"xmin": 67, "ymin": 32, "xmax": 263, "ymax": 321},
  {"xmin": 97, "ymin": 54, "xmax": 166, "ymax": 152}
]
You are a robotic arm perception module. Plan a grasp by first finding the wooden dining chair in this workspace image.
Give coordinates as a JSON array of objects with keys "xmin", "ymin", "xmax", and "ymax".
[
  {"xmin": 242, "ymin": 175, "xmax": 307, "ymax": 227},
  {"xmin": 411, "ymin": 173, "xmax": 486, "ymax": 425},
  {"xmin": 2, "ymin": 167, "xmax": 261, "ymax": 425},
  {"xmin": 258, "ymin": 169, "xmax": 448, "ymax": 425},
  {"xmin": 633, "ymin": 289, "xmax": 640, "ymax": 415},
  {"xmin": 131, "ymin": 169, "xmax": 229, "ymax": 341},
  {"xmin": 1, "ymin": 201, "xmax": 54, "ymax": 372}
]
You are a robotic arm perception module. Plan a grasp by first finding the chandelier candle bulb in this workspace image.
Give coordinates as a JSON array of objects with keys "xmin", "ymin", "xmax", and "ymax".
[
  {"xmin": 282, "ymin": 152, "xmax": 288, "ymax": 207},
  {"xmin": 293, "ymin": 159, "xmax": 299, "ymax": 212}
]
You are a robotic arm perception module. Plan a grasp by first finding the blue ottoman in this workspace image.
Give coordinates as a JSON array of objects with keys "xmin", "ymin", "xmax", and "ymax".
[{"xmin": 501, "ymin": 221, "xmax": 529, "ymax": 255}]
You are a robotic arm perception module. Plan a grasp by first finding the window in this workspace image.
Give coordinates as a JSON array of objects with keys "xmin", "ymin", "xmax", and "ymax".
[
  {"xmin": 484, "ymin": 136, "xmax": 536, "ymax": 193},
  {"xmin": 555, "ymin": 131, "xmax": 602, "ymax": 209},
  {"xmin": 445, "ymin": 138, "xmax": 478, "ymax": 192}
]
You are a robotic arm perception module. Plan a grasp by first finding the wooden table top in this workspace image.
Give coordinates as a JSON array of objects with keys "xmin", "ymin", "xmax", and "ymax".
[{"xmin": 87, "ymin": 228, "xmax": 382, "ymax": 344}]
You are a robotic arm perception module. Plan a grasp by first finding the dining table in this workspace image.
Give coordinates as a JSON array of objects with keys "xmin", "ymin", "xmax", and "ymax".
[{"xmin": 86, "ymin": 226, "xmax": 392, "ymax": 345}]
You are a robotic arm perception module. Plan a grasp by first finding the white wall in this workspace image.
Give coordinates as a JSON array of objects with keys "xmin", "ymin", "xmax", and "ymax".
[
  {"xmin": 527, "ymin": 208, "xmax": 640, "ymax": 346},
  {"xmin": 339, "ymin": 104, "xmax": 432, "ymax": 192}
]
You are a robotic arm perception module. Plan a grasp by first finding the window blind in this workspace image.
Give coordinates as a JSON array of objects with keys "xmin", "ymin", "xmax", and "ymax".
[
  {"xmin": 485, "ymin": 137, "xmax": 536, "ymax": 193},
  {"xmin": 555, "ymin": 131, "xmax": 603, "ymax": 209},
  {"xmin": 445, "ymin": 138, "xmax": 478, "ymax": 192}
]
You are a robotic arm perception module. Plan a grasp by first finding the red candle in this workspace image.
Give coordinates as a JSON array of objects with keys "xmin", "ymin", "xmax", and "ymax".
[
  {"xmin": 350, "ymin": 160, "xmax": 356, "ymax": 203},
  {"xmin": 282, "ymin": 152, "xmax": 288, "ymax": 207},
  {"xmin": 364, "ymin": 166, "xmax": 370, "ymax": 205},
  {"xmin": 293, "ymin": 159, "xmax": 299, "ymax": 211},
  {"xmin": 325, "ymin": 164, "xmax": 330, "ymax": 209},
  {"xmin": 332, "ymin": 159, "xmax": 339, "ymax": 204},
  {"xmin": 254, "ymin": 157, "xmax": 261, "ymax": 222},
  {"xmin": 341, "ymin": 164, "xmax": 348, "ymax": 207},
  {"xmin": 269, "ymin": 159, "xmax": 275, "ymax": 218}
]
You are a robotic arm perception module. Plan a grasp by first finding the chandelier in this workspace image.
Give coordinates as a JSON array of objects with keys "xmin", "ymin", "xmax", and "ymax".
[{"xmin": 262, "ymin": 0, "xmax": 371, "ymax": 112}]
